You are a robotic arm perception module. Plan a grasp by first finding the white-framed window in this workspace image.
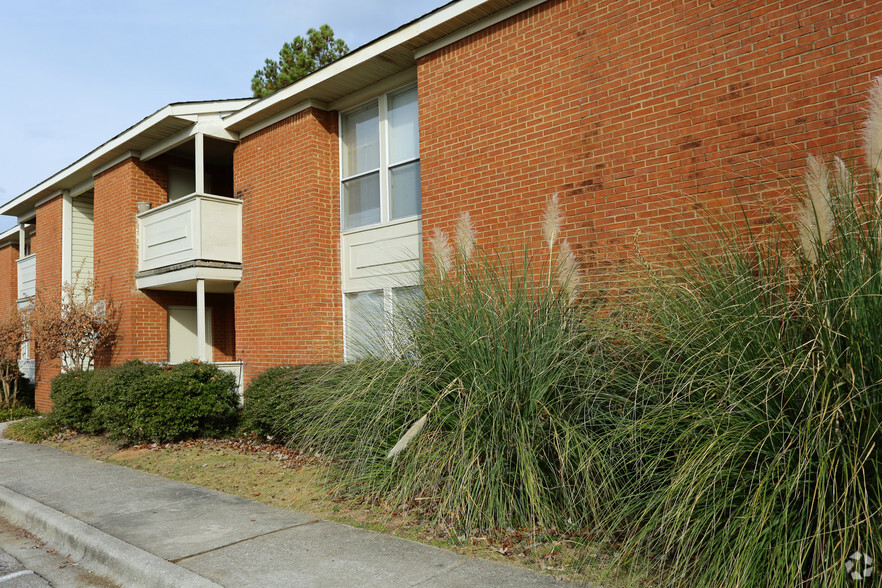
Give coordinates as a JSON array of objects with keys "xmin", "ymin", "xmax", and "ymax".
[
  {"xmin": 340, "ymin": 84, "xmax": 420, "ymax": 231},
  {"xmin": 344, "ymin": 286, "xmax": 422, "ymax": 360},
  {"xmin": 340, "ymin": 83, "xmax": 422, "ymax": 360}
]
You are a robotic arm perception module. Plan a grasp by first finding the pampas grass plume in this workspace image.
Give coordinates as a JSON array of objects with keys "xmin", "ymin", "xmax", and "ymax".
[
  {"xmin": 556, "ymin": 239, "xmax": 582, "ymax": 305},
  {"xmin": 454, "ymin": 212, "xmax": 476, "ymax": 263},
  {"xmin": 543, "ymin": 193, "xmax": 562, "ymax": 250},
  {"xmin": 387, "ymin": 414, "xmax": 428, "ymax": 459},
  {"xmin": 798, "ymin": 154, "xmax": 834, "ymax": 264},
  {"xmin": 430, "ymin": 227, "xmax": 453, "ymax": 276}
]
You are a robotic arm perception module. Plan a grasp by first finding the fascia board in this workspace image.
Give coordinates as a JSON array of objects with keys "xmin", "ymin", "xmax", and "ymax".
[
  {"xmin": 0, "ymin": 99, "xmax": 256, "ymax": 218},
  {"xmin": 223, "ymin": 0, "xmax": 496, "ymax": 131}
]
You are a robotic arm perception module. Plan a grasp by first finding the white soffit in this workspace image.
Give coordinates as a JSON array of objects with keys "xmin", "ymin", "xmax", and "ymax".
[
  {"xmin": 0, "ymin": 99, "xmax": 255, "ymax": 219},
  {"xmin": 224, "ymin": 0, "xmax": 538, "ymax": 132},
  {"xmin": 0, "ymin": 226, "xmax": 17, "ymax": 247},
  {"xmin": 414, "ymin": 0, "xmax": 547, "ymax": 58}
]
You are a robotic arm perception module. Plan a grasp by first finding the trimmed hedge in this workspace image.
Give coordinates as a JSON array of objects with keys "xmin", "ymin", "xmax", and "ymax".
[
  {"xmin": 94, "ymin": 361, "xmax": 238, "ymax": 443},
  {"xmin": 50, "ymin": 370, "xmax": 97, "ymax": 432},
  {"xmin": 50, "ymin": 361, "xmax": 239, "ymax": 443}
]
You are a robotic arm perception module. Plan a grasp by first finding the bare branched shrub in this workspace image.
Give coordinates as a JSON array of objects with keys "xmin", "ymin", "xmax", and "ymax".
[
  {"xmin": 0, "ymin": 309, "xmax": 27, "ymax": 406},
  {"xmin": 30, "ymin": 279, "xmax": 120, "ymax": 372}
]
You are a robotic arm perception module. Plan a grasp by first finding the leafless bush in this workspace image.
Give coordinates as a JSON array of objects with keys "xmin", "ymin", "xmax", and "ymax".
[{"xmin": 29, "ymin": 279, "xmax": 120, "ymax": 372}]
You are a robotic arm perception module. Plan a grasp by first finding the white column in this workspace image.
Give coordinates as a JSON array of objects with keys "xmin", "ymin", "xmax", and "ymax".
[
  {"xmin": 61, "ymin": 191, "xmax": 72, "ymax": 290},
  {"xmin": 196, "ymin": 279, "xmax": 207, "ymax": 362},
  {"xmin": 18, "ymin": 223, "xmax": 26, "ymax": 258},
  {"xmin": 195, "ymin": 132, "xmax": 205, "ymax": 195}
]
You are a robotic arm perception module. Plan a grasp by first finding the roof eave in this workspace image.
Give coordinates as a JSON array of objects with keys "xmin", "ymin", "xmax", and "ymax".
[{"xmin": 0, "ymin": 99, "xmax": 256, "ymax": 219}]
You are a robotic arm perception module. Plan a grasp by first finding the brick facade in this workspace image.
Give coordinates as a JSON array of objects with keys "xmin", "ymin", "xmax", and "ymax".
[
  {"xmin": 6, "ymin": 0, "xmax": 882, "ymax": 410},
  {"xmin": 92, "ymin": 159, "xmax": 236, "ymax": 367},
  {"xmin": 32, "ymin": 197, "xmax": 63, "ymax": 412},
  {"xmin": 0, "ymin": 243, "xmax": 19, "ymax": 315},
  {"xmin": 418, "ymin": 0, "xmax": 882, "ymax": 283},
  {"xmin": 233, "ymin": 108, "xmax": 342, "ymax": 380}
]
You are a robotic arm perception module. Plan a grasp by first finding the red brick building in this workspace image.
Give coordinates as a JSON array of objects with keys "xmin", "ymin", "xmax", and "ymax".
[{"xmin": 2, "ymin": 0, "xmax": 880, "ymax": 411}]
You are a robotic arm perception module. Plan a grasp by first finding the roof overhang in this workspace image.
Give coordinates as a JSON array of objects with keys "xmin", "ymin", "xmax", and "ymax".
[
  {"xmin": 1, "ymin": 0, "xmax": 547, "ymax": 219},
  {"xmin": 0, "ymin": 226, "xmax": 17, "ymax": 248},
  {"xmin": 224, "ymin": 0, "xmax": 541, "ymax": 134},
  {"xmin": 0, "ymin": 99, "xmax": 255, "ymax": 219}
]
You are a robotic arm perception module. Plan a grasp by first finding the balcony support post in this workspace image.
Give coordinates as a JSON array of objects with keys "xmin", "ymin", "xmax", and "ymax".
[
  {"xmin": 18, "ymin": 223, "xmax": 26, "ymax": 258},
  {"xmin": 195, "ymin": 132, "xmax": 205, "ymax": 195},
  {"xmin": 196, "ymin": 278, "xmax": 207, "ymax": 362}
]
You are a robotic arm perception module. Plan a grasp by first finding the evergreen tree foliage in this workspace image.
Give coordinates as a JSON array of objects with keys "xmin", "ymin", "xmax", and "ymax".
[{"xmin": 252, "ymin": 25, "xmax": 349, "ymax": 98}]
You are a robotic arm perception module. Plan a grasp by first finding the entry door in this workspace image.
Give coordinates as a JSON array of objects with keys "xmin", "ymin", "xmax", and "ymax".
[{"xmin": 168, "ymin": 306, "xmax": 212, "ymax": 363}]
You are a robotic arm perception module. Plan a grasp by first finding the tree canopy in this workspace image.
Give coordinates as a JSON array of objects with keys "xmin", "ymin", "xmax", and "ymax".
[{"xmin": 252, "ymin": 25, "xmax": 349, "ymax": 98}]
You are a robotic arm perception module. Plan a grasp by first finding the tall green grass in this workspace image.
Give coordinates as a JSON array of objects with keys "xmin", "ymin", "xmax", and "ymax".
[
  {"xmin": 252, "ymin": 79, "xmax": 882, "ymax": 588},
  {"xmin": 592, "ymin": 155, "xmax": 882, "ymax": 585},
  {"xmin": 277, "ymin": 204, "xmax": 608, "ymax": 533}
]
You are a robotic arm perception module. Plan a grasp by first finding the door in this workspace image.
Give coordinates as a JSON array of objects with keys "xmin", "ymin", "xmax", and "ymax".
[{"xmin": 168, "ymin": 306, "xmax": 212, "ymax": 363}]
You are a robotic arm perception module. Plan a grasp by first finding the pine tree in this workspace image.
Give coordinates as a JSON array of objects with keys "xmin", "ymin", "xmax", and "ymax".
[{"xmin": 252, "ymin": 25, "xmax": 349, "ymax": 98}]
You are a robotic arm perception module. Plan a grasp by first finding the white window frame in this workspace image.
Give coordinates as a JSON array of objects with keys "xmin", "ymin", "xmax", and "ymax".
[
  {"xmin": 339, "ymin": 83, "xmax": 422, "ymax": 361},
  {"xmin": 342, "ymin": 286, "xmax": 421, "ymax": 361},
  {"xmin": 339, "ymin": 83, "xmax": 420, "ymax": 233}
]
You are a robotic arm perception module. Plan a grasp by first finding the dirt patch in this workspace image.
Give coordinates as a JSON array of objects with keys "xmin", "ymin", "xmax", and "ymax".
[{"xmin": 109, "ymin": 448, "xmax": 150, "ymax": 460}]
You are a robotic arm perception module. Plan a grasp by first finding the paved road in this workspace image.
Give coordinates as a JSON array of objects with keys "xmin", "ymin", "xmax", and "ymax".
[
  {"xmin": 0, "ymin": 516, "xmax": 116, "ymax": 588},
  {"xmin": 0, "ymin": 538, "xmax": 51, "ymax": 588},
  {"xmin": 0, "ymin": 550, "xmax": 50, "ymax": 588}
]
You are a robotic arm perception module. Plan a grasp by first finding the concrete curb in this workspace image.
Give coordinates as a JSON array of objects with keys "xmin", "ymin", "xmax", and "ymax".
[{"xmin": 0, "ymin": 485, "xmax": 220, "ymax": 588}]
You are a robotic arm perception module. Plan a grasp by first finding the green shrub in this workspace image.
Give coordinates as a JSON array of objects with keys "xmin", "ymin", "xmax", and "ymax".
[
  {"xmin": 242, "ymin": 363, "xmax": 363, "ymax": 442},
  {"xmin": 91, "ymin": 361, "xmax": 239, "ymax": 444},
  {"xmin": 3, "ymin": 416, "xmax": 61, "ymax": 443},
  {"xmin": 50, "ymin": 370, "xmax": 98, "ymax": 432},
  {"xmin": 0, "ymin": 405, "xmax": 39, "ymax": 422}
]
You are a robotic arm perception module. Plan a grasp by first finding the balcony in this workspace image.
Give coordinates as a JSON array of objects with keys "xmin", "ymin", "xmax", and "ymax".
[
  {"xmin": 135, "ymin": 193, "xmax": 242, "ymax": 292},
  {"xmin": 17, "ymin": 254, "xmax": 36, "ymax": 300}
]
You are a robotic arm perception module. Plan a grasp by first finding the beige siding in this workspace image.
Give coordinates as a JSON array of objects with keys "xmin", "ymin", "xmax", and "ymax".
[{"xmin": 71, "ymin": 194, "xmax": 94, "ymax": 286}]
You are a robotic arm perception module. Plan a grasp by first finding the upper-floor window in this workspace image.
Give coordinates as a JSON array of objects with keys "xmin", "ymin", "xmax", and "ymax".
[{"xmin": 340, "ymin": 84, "xmax": 420, "ymax": 230}]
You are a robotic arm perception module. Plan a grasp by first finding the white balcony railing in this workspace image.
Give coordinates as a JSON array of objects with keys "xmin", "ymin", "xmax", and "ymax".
[
  {"xmin": 17, "ymin": 254, "xmax": 36, "ymax": 299},
  {"xmin": 137, "ymin": 193, "xmax": 242, "ymax": 272}
]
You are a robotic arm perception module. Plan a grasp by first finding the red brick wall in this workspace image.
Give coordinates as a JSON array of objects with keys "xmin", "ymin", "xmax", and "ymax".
[
  {"xmin": 93, "ymin": 158, "xmax": 169, "ymax": 366},
  {"xmin": 32, "ymin": 197, "xmax": 63, "ymax": 412},
  {"xmin": 92, "ymin": 159, "xmax": 236, "ymax": 365},
  {"xmin": 234, "ymin": 107, "xmax": 342, "ymax": 382},
  {"xmin": 0, "ymin": 243, "xmax": 19, "ymax": 315},
  {"xmin": 418, "ymin": 0, "xmax": 882, "ymax": 283}
]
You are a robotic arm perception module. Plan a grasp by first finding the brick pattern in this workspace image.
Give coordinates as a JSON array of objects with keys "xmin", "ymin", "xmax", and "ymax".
[
  {"xmin": 32, "ymin": 197, "xmax": 64, "ymax": 412},
  {"xmin": 93, "ymin": 158, "xmax": 169, "ymax": 367},
  {"xmin": 92, "ymin": 159, "xmax": 236, "ymax": 368},
  {"xmin": 0, "ymin": 244, "xmax": 19, "ymax": 315},
  {"xmin": 233, "ymin": 107, "xmax": 342, "ymax": 383},
  {"xmin": 418, "ymin": 0, "xmax": 882, "ymax": 285}
]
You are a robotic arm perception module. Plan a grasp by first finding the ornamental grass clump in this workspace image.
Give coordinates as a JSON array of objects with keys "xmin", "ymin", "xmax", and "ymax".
[
  {"xmin": 285, "ymin": 199, "xmax": 607, "ymax": 533},
  {"xmin": 591, "ymin": 81, "xmax": 882, "ymax": 587}
]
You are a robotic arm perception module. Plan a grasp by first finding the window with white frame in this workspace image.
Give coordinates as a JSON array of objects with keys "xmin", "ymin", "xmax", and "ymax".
[
  {"xmin": 341, "ymin": 84, "xmax": 422, "ymax": 360},
  {"xmin": 341, "ymin": 84, "xmax": 420, "ymax": 230},
  {"xmin": 344, "ymin": 286, "xmax": 422, "ymax": 360}
]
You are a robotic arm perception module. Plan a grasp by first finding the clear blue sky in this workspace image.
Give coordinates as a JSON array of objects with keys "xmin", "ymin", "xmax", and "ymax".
[{"xmin": 0, "ymin": 0, "xmax": 447, "ymax": 232}]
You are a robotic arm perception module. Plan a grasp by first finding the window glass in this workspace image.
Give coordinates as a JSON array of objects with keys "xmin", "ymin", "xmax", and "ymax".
[
  {"xmin": 392, "ymin": 286, "xmax": 423, "ymax": 355},
  {"xmin": 341, "ymin": 102, "xmax": 380, "ymax": 177},
  {"xmin": 345, "ymin": 290, "xmax": 386, "ymax": 359},
  {"xmin": 343, "ymin": 172, "xmax": 381, "ymax": 229},
  {"xmin": 390, "ymin": 161, "xmax": 421, "ymax": 220},
  {"xmin": 388, "ymin": 87, "xmax": 419, "ymax": 164}
]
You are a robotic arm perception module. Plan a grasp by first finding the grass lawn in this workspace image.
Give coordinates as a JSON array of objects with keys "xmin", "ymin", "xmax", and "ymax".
[{"xmin": 6, "ymin": 425, "xmax": 645, "ymax": 587}]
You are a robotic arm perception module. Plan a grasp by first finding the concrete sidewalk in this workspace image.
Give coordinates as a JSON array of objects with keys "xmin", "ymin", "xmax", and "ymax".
[{"xmin": 0, "ymin": 423, "xmax": 582, "ymax": 587}]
